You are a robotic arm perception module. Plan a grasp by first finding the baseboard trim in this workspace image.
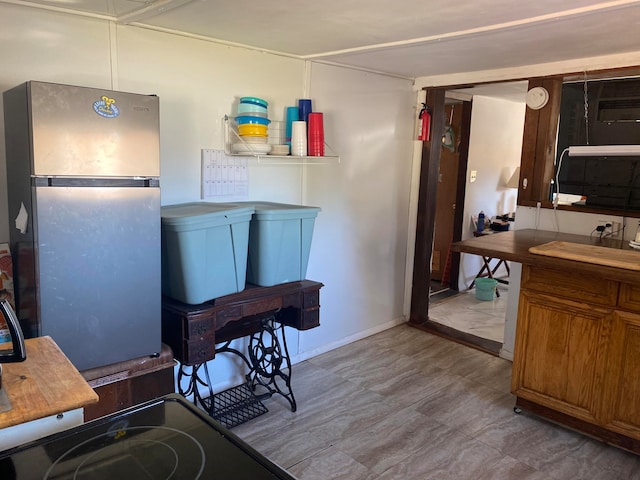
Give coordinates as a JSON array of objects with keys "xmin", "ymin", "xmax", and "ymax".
[
  {"xmin": 499, "ymin": 348, "xmax": 514, "ymax": 361},
  {"xmin": 410, "ymin": 319, "xmax": 501, "ymax": 357},
  {"xmin": 186, "ymin": 316, "xmax": 408, "ymax": 400},
  {"xmin": 291, "ymin": 316, "xmax": 408, "ymax": 364}
]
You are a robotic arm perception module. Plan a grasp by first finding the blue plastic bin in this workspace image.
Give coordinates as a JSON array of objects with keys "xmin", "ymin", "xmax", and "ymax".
[
  {"xmin": 475, "ymin": 277, "xmax": 498, "ymax": 301},
  {"xmin": 160, "ymin": 202, "xmax": 254, "ymax": 304},
  {"xmin": 232, "ymin": 202, "xmax": 321, "ymax": 287}
]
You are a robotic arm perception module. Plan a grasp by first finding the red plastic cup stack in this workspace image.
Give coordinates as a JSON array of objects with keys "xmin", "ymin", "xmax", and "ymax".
[{"xmin": 307, "ymin": 112, "xmax": 324, "ymax": 156}]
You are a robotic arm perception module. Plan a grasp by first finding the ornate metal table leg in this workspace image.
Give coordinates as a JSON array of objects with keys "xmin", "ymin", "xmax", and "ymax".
[
  {"xmin": 180, "ymin": 314, "xmax": 299, "ymax": 416},
  {"xmin": 177, "ymin": 362, "xmax": 216, "ymax": 416},
  {"xmin": 247, "ymin": 315, "xmax": 297, "ymax": 412}
]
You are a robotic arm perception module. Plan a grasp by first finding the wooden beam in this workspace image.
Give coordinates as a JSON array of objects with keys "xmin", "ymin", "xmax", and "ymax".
[{"xmin": 409, "ymin": 88, "xmax": 446, "ymax": 326}]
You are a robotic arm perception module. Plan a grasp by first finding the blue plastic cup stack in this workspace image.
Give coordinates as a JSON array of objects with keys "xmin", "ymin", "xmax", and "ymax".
[
  {"xmin": 298, "ymin": 99, "xmax": 312, "ymax": 125},
  {"xmin": 285, "ymin": 106, "xmax": 299, "ymax": 147}
]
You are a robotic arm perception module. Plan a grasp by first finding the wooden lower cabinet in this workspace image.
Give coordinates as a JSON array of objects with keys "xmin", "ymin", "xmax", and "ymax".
[
  {"xmin": 81, "ymin": 343, "xmax": 176, "ymax": 422},
  {"xmin": 512, "ymin": 265, "xmax": 640, "ymax": 454},
  {"xmin": 512, "ymin": 290, "xmax": 613, "ymax": 424},
  {"xmin": 601, "ymin": 311, "xmax": 640, "ymax": 438}
]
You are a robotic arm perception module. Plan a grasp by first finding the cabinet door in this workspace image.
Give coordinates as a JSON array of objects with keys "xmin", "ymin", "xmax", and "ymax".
[
  {"xmin": 619, "ymin": 283, "xmax": 640, "ymax": 311},
  {"xmin": 512, "ymin": 290, "xmax": 614, "ymax": 424},
  {"xmin": 600, "ymin": 311, "xmax": 640, "ymax": 439}
]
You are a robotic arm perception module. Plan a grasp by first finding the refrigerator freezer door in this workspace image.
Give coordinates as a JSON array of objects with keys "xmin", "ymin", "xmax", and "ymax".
[
  {"xmin": 34, "ymin": 185, "xmax": 161, "ymax": 371},
  {"xmin": 29, "ymin": 82, "xmax": 159, "ymax": 177}
]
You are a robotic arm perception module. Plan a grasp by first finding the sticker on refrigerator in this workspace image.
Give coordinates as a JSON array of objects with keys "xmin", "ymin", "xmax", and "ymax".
[
  {"xmin": 93, "ymin": 95, "xmax": 120, "ymax": 118},
  {"xmin": 15, "ymin": 202, "xmax": 28, "ymax": 234}
]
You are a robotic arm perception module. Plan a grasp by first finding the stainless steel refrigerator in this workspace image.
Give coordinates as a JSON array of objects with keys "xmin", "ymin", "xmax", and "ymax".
[{"xmin": 3, "ymin": 81, "xmax": 161, "ymax": 371}]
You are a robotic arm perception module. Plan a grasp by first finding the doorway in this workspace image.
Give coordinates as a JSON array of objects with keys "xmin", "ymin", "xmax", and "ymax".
[
  {"xmin": 409, "ymin": 82, "xmax": 528, "ymax": 356},
  {"xmin": 410, "ymin": 89, "xmax": 496, "ymax": 353}
]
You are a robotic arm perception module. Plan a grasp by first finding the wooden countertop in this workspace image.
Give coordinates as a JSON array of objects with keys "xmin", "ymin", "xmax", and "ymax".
[
  {"xmin": 529, "ymin": 241, "xmax": 640, "ymax": 271},
  {"xmin": 451, "ymin": 229, "xmax": 640, "ymax": 283},
  {"xmin": 0, "ymin": 336, "xmax": 99, "ymax": 429}
]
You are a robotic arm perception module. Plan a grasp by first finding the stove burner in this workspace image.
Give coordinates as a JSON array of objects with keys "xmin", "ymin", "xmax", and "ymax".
[
  {"xmin": 0, "ymin": 395, "xmax": 296, "ymax": 479},
  {"xmin": 43, "ymin": 426, "xmax": 205, "ymax": 480}
]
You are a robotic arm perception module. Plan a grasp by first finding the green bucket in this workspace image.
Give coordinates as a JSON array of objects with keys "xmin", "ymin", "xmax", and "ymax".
[{"xmin": 475, "ymin": 277, "xmax": 498, "ymax": 301}]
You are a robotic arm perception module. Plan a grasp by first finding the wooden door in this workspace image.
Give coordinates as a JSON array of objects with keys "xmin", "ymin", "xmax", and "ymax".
[
  {"xmin": 601, "ymin": 310, "xmax": 640, "ymax": 438},
  {"xmin": 431, "ymin": 103, "xmax": 463, "ymax": 283},
  {"xmin": 511, "ymin": 289, "xmax": 613, "ymax": 424}
]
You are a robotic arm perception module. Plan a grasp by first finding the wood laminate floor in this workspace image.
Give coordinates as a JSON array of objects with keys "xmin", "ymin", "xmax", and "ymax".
[{"xmin": 233, "ymin": 323, "xmax": 640, "ymax": 479}]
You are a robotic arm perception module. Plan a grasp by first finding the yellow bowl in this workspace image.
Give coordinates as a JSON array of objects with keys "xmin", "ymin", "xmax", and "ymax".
[{"xmin": 238, "ymin": 124, "xmax": 268, "ymax": 136}]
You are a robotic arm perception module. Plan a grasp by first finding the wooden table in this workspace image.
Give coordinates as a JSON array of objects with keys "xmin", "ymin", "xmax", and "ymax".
[
  {"xmin": 162, "ymin": 280, "xmax": 323, "ymax": 365},
  {"xmin": 0, "ymin": 336, "xmax": 98, "ymax": 450},
  {"xmin": 451, "ymin": 228, "xmax": 639, "ymax": 283},
  {"xmin": 468, "ymin": 230, "xmax": 511, "ymax": 296},
  {"xmin": 453, "ymin": 229, "xmax": 640, "ymax": 454},
  {"xmin": 161, "ymin": 280, "xmax": 323, "ymax": 424}
]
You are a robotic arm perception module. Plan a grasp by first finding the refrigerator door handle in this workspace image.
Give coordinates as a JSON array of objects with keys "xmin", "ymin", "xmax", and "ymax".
[{"xmin": 32, "ymin": 177, "xmax": 159, "ymax": 187}]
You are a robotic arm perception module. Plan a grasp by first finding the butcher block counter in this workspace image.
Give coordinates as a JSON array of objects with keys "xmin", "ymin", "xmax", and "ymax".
[
  {"xmin": 0, "ymin": 336, "xmax": 98, "ymax": 451},
  {"xmin": 453, "ymin": 229, "xmax": 640, "ymax": 454}
]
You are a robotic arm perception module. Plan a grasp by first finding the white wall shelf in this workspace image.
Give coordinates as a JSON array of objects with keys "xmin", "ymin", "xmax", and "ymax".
[{"xmin": 223, "ymin": 115, "xmax": 340, "ymax": 164}]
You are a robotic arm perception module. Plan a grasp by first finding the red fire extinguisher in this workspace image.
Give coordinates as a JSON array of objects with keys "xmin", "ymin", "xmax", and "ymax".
[{"xmin": 418, "ymin": 103, "xmax": 431, "ymax": 141}]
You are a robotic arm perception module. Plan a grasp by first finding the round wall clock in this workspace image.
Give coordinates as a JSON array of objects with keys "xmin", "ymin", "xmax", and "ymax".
[{"xmin": 526, "ymin": 86, "xmax": 549, "ymax": 110}]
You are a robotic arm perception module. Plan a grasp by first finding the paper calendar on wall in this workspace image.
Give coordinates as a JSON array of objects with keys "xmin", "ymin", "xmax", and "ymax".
[{"xmin": 201, "ymin": 149, "xmax": 249, "ymax": 199}]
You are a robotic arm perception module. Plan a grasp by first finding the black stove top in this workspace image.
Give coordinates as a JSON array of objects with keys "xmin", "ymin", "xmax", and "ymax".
[{"xmin": 0, "ymin": 394, "xmax": 295, "ymax": 479}]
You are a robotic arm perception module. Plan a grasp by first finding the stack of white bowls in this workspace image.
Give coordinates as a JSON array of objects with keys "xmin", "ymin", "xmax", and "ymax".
[
  {"xmin": 268, "ymin": 121, "xmax": 284, "ymax": 145},
  {"xmin": 233, "ymin": 97, "xmax": 271, "ymax": 155},
  {"xmin": 267, "ymin": 121, "xmax": 290, "ymax": 155}
]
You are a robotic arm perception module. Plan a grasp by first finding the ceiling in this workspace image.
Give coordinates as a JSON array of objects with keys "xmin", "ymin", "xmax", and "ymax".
[{"xmin": 8, "ymin": 0, "xmax": 640, "ymax": 84}]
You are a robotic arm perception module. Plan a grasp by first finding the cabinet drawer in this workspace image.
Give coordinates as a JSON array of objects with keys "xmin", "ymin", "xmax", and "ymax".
[
  {"xmin": 181, "ymin": 335, "xmax": 216, "ymax": 365},
  {"xmin": 184, "ymin": 315, "xmax": 215, "ymax": 340},
  {"xmin": 522, "ymin": 265, "xmax": 618, "ymax": 307},
  {"xmin": 618, "ymin": 283, "xmax": 640, "ymax": 311},
  {"xmin": 303, "ymin": 290, "xmax": 320, "ymax": 309},
  {"xmin": 214, "ymin": 305, "xmax": 243, "ymax": 331},
  {"xmin": 277, "ymin": 305, "xmax": 320, "ymax": 330},
  {"xmin": 300, "ymin": 307, "xmax": 320, "ymax": 330}
]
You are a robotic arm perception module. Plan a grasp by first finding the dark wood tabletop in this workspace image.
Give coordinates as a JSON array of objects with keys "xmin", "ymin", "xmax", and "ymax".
[
  {"xmin": 451, "ymin": 228, "xmax": 640, "ymax": 283},
  {"xmin": 161, "ymin": 280, "xmax": 323, "ymax": 365}
]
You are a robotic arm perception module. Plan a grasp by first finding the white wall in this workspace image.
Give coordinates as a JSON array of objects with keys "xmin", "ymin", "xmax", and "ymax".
[
  {"xmin": 0, "ymin": 4, "xmax": 415, "ymax": 391},
  {"xmin": 302, "ymin": 63, "xmax": 415, "ymax": 353},
  {"xmin": 458, "ymin": 96, "xmax": 525, "ymax": 291}
]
